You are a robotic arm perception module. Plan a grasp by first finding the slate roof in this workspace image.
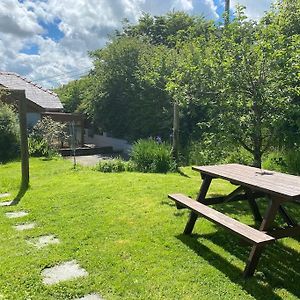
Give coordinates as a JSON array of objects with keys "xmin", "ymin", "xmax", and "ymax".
[{"xmin": 0, "ymin": 71, "xmax": 63, "ymax": 111}]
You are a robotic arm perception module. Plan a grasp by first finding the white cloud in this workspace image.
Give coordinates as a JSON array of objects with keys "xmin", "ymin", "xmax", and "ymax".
[
  {"xmin": 231, "ymin": 0, "xmax": 274, "ymax": 20},
  {"xmin": 0, "ymin": 0, "xmax": 273, "ymax": 88},
  {"xmin": 0, "ymin": 0, "xmax": 43, "ymax": 37}
]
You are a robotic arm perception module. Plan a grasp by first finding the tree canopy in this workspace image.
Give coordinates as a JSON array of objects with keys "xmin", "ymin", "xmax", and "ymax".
[{"xmin": 55, "ymin": 1, "xmax": 300, "ymax": 167}]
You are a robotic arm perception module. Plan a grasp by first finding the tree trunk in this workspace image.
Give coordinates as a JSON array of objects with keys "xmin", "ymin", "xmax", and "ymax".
[{"xmin": 253, "ymin": 148, "xmax": 262, "ymax": 169}]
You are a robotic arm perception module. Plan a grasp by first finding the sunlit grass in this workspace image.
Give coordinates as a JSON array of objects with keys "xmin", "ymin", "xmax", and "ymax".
[{"xmin": 0, "ymin": 158, "xmax": 299, "ymax": 299}]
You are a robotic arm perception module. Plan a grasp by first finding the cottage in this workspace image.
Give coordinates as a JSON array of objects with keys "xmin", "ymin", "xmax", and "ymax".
[{"xmin": 0, "ymin": 71, "xmax": 84, "ymax": 146}]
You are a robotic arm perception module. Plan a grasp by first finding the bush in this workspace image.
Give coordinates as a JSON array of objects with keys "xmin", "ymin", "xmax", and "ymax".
[
  {"xmin": 28, "ymin": 137, "xmax": 52, "ymax": 157},
  {"xmin": 94, "ymin": 158, "xmax": 131, "ymax": 173},
  {"xmin": 223, "ymin": 147, "xmax": 253, "ymax": 165},
  {"xmin": 187, "ymin": 139, "xmax": 229, "ymax": 165},
  {"xmin": 29, "ymin": 117, "xmax": 68, "ymax": 158},
  {"xmin": 130, "ymin": 139, "xmax": 176, "ymax": 173},
  {"xmin": 263, "ymin": 149, "xmax": 300, "ymax": 175},
  {"xmin": 0, "ymin": 102, "xmax": 19, "ymax": 162}
]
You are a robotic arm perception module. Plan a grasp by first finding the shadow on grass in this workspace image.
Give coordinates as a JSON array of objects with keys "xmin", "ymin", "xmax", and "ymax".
[
  {"xmin": 177, "ymin": 167, "xmax": 191, "ymax": 178},
  {"xmin": 9, "ymin": 184, "xmax": 28, "ymax": 206},
  {"xmin": 177, "ymin": 232, "xmax": 300, "ymax": 300},
  {"xmin": 168, "ymin": 192, "xmax": 300, "ymax": 298}
]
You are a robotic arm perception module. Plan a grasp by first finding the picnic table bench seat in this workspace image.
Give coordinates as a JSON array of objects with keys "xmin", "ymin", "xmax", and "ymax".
[{"xmin": 168, "ymin": 193, "xmax": 275, "ymax": 245}]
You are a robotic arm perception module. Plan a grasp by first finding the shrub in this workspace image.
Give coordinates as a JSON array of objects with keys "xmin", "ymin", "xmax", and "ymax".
[
  {"xmin": 130, "ymin": 139, "xmax": 176, "ymax": 173},
  {"xmin": 94, "ymin": 158, "xmax": 129, "ymax": 173},
  {"xmin": 187, "ymin": 139, "xmax": 229, "ymax": 165},
  {"xmin": 0, "ymin": 102, "xmax": 19, "ymax": 162},
  {"xmin": 28, "ymin": 137, "xmax": 51, "ymax": 157},
  {"xmin": 223, "ymin": 147, "xmax": 253, "ymax": 165},
  {"xmin": 29, "ymin": 117, "xmax": 68, "ymax": 157},
  {"xmin": 263, "ymin": 149, "xmax": 300, "ymax": 175}
]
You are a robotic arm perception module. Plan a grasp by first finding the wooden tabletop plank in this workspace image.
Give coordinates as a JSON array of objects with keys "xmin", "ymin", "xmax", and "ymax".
[{"xmin": 192, "ymin": 164, "xmax": 300, "ymax": 200}]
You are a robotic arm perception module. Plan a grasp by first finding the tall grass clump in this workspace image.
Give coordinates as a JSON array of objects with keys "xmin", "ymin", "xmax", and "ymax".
[
  {"xmin": 94, "ymin": 158, "xmax": 134, "ymax": 173},
  {"xmin": 130, "ymin": 139, "xmax": 176, "ymax": 173}
]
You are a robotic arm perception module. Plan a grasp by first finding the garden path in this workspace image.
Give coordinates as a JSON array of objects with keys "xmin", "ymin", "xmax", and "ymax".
[{"xmin": 2, "ymin": 204, "xmax": 104, "ymax": 299}]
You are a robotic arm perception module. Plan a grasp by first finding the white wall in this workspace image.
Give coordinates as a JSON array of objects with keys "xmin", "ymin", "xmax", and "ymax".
[{"xmin": 84, "ymin": 129, "xmax": 131, "ymax": 153}]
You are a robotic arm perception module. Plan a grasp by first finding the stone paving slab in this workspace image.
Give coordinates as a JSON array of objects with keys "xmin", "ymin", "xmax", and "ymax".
[
  {"xmin": 0, "ymin": 193, "xmax": 11, "ymax": 198},
  {"xmin": 5, "ymin": 211, "xmax": 28, "ymax": 219},
  {"xmin": 0, "ymin": 201, "xmax": 12, "ymax": 207},
  {"xmin": 75, "ymin": 293, "xmax": 103, "ymax": 300},
  {"xmin": 28, "ymin": 235, "xmax": 60, "ymax": 249},
  {"xmin": 42, "ymin": 260, "xmax": 88, "ymax": 285},
  {"xmin": 14, "ymin": 222, "xmax": 36, "ymax": 231}
]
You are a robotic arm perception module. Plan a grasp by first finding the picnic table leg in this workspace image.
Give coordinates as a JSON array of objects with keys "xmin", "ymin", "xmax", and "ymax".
[
  {"xmin": 243, "ymin": 197, "xmax": 281, "ymax": 277},
  {"xmin": 245, "ymin": 189, "xmax": 262, "ymax": 222},
  {"xmin": 184, "ymin": 175, "xmax": 212, "ymax": 234}
]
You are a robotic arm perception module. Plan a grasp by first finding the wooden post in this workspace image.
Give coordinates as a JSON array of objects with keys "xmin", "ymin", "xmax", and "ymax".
[
  {"xmin": 8, "ymin": 90, "xmax": 29, "ymax": 206},
  {"xmin": 171, "ymin": 101, "xmax": 179, "ymax": 163},
  {"xmin": 81, "ymin": 116, "xmax": 85, "ymax": 147},
  {"xmin": 18, "ymin": 90, "xmax": 29, "ymax": 190},
  {"xmin": 225, "ymin": 0, "xmax": 230, "ymax": 26}
]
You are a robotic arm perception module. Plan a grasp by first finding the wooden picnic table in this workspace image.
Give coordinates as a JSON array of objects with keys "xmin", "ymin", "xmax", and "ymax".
[{"xmin": 168, "ymin": 163, "xmax": 300, "ymax": 277}]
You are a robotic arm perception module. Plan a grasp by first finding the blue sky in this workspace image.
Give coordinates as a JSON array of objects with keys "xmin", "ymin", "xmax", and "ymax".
[{"xmin": 0, "ymin": 0, "xmax": 274, "ymax": 88}]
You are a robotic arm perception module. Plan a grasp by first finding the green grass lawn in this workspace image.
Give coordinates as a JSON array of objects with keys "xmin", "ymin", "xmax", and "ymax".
[{"xmin": 0, "ymin": 158, "xmax": 299, "ymax": 300}]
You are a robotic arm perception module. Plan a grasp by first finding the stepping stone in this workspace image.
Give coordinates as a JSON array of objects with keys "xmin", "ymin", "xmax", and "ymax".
[
  {"xmin": 42, "ymin": 260, "xmax": 88, "ymax": 285},
  {"xmin": 75, "ymin": 293, "xmax": 103, "ymax": 300},
  {"xmin": 0, "ymin": 201, "xmax": 12, "ymax": 207},
  {"xmin": 5, "ymin": 211, "xmax": 28, "ymax": 219},
  {"xmin": 14, "ymin": 222, "xmax": 36, "ymax": 231},
  {"xmin": 0, "ymin": 193, "xmax": 10, "ymax": 198},
  {"xmin": 28, "ymin": 235, "xmax": 60, "ymax": 249}
]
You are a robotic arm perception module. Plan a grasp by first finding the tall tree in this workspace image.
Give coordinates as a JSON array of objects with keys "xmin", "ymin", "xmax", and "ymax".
[
  {"xmin": 86, "ymin": 36, "xmax": 172, "ymax": 140},
  {"xmin": 167, "ymin": 5, "xmax": 299, "ymax": 167}
]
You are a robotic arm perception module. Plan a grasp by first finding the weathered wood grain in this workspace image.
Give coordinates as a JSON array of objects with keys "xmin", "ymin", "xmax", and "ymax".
[
  {"xmin": 168, "ymin": 193, "xmax": 275, "ymax": 245},
  {"xmin": 193, "ymin": 164, "xmax": 300, "ymax": 200}
]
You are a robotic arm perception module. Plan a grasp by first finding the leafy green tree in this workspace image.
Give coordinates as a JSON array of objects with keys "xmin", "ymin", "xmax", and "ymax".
[
  {"xmin": 122, "ymin": 12, "xmax": 215, "ymax": 47},
  {"xmin": 168, "ymin": 5, "xmax": 299, "ymax": 167},
  {"xmin": 86, "ymin": 36, "xmax": 172, "ymax": 140},
  {"xmin": 55, "ymin": 76, "xmax": 92, "ymax": 113},
  {"xmin": 262, "ymin": 0, "xmax": 300, "ymax": 148}
]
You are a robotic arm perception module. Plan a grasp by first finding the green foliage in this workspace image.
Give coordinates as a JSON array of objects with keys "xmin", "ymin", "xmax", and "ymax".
[
  {"xmin": 0, "ymin": 102, "xmax": 19, "ymax": 162},
  {"xmin": 29, "ymin": 117, "xmax": 68, "ymax": 157},
  {"xmin": 94, "ymin": 158, "xmax": 132, "ymax": 173},
  {"xmin": 223, "ymin": 148, "xmax": 253, "ymax": 166},
  {"xmin": 130, "ymin": 139, "xmax": 176, "ymax": 173},
  {"xmin": 166, "ymin": 4, "xmax": 300, "ymax": 168},
  {"xmin": 263, "ymin": 149, "xmax": 300, "ymax": 175},
  {"xmin": 28, "ymin": 136, "xmax": 50, "ymax": 157},
  {"xmin": 122, "ymin": 12, "xmax": 215, "ymax": 47},
  {"xmin": 86, "ymin": 36, "xmax": 172, "ymax": 140},
  {"xmin": 55, "ymin": 76, "xmax": 92, "ymax": 113},
  {"xmin": 187, "ymin": 139, "xmax": 228, "ymax": 166},
  {"xmin": 52, "ymin": 4, "xmax": 300, "ymax": 169}
]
